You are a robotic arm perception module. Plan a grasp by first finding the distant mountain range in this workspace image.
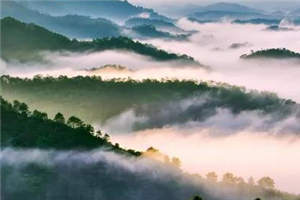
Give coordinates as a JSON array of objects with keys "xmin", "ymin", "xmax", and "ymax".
[
  {"xmin": 188, "ymin": 3, "xmax": 269, "ymax": 21},
  {"xmin": 17, "ymin": 0, "xmax": 172, "ymax": 22},
  {"xmin": 2, "ymin": 1, "xmax": 122, "ymax": 38},
  {"xmin": 4, "ymin": 0, "xmax": 299, "ymax": 40},
  {"xmin": 2, "ymin": 1, "xmax": 184, "ymax": 40},
  {"xmin": 186, "ymin": 2, "xmax": 300, "ymax": 24},
  {"xmin": 196, "ymin": 2, "xmax": 262, "ymax": 14}
]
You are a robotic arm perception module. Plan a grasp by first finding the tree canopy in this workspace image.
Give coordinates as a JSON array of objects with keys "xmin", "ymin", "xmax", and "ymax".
[
  {"xmin": 1, "ymin": 97, "xmax": 140, "ymax": 156},
  {"xmin": 1, "ymin": 75, "xmax": 296, "ymax": 130}
]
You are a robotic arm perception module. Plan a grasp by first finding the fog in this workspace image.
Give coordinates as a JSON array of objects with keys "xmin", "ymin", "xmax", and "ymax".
[
  {"xmin": 100, "ymin": 106, "xmax": 300, "ymax": 135},
  {"xmin": 1, "ymin": 148, "xmax": 272, "ymax": 200},
  {"xmin": 3, "ymin": 20, "xmax": 300, "ymax": 102},
  {"xmin": 98, "ymin": 95, "xmax": 300, "ymax": 194},
  {"xmin": 112, "ymin": 127, "xmax": 300, "ymax": 194},
  {"xmin": 0, "ymin": 50, "xmax": 208, "ymax": 80},
  {"xmin": 146, "ymin": 19, "xmax": 300, "ymax": 102},
  {"xmin": 3, "ymin": 19, "xmax": 300, "ymax": 196}
]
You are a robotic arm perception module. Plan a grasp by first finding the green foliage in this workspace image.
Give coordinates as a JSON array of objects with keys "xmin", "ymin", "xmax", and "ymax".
[
  {"xmin": 0, "ymin": 17, "xmax": 197, "ymax": 64},
  {"xmin": 0, "ymin": 97, "xmax": 141, "ymax": 156},
  {"xmin": 1, "ymin": 75, "xmax": 295, "ymax": 128},
  {"xmin": 54, "ymin": 112, "xmax": 65, "ymax": 124},
  {"xmin": 241, "ymin": 48, "xmax": 300, "ymax": 59}
]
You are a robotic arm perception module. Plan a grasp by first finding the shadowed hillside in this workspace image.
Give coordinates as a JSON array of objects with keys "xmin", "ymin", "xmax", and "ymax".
[
  {"xmin": 0, "ymin": 17, "xmax": 198, "ymax": 64},
  {"xmin": 1, "ymin": 1, "xmax": 121, "ymax": 39}
]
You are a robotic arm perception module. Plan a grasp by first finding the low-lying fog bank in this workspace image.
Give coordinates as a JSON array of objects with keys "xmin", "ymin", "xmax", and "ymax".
[
  {"xmin": 2, "ymin": 148, "xmax": 299, "ymax": 199},
  {"xmin": 112, "ymin": 128, "xmax": 300, "ymax": 194},
  {"xmin": 2, "ymin": 19, "xmax": 300, "ymax": 102}
]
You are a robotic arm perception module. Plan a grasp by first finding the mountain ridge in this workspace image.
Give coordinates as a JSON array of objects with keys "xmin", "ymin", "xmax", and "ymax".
[{"xmin": 0, "ymin": 17, "xmax": 199, "ymax": 64}]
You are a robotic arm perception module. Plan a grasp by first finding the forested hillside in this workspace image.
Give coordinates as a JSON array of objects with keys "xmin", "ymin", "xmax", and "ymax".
[
  {"xmin": 1, "ymin": 76, "xmax": 296, "ymax": 129},
  {"xmin": 1, "ymin": 97, "xmax": 140, "ymax": 155},
  {"xmin": 1, "ymin": 1, "xmax": 121, "ymax": 39},
  {"xmin": 19, "ymin": 0, "xmax": 170, "ymax": 21},
  {"xmin": 1, "ymin": 99, "xmax": 299, "ymax": 200},
  {"xmin": 0, "ymin": 17, "xmax": 198, "ymax": 64}
]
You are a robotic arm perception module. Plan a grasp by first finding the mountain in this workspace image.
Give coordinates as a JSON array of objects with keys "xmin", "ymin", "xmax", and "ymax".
[
  {"xmin": 19, "ymin": 0, "xmax": 171, "ymax": 22},
  {"xmin": 0, "ymin": 17, "xmax": 198, "ymax": 64},
  {"xmin": 199, "ymin": 2, "xmax": 261, "ymax": 13},
  {"xmin": 1, "ymin": 1, "xmax": 121, "ymax": 39},
  {"xmin": 241, "ymin": 48, "xmax": 300, "ymax": 59},
  {"xmin": 189, "ymin": 2, "xmax": 267, "ymax": 21},
  {"xmin": 2, "ymin": 1, "xmax": 183, "ymax": 40}
]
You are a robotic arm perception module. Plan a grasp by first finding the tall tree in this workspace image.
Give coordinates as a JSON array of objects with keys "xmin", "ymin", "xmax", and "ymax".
[
  {"xmin": 206, "ymin": 172, "xmax": 218, "ymax": 183},
  {"xmin": 258, "ymin": 177, "xmax": 275, "ymax": 189},
  {"xmin": 54, "ymin": 112, "xmax": 65, "ymax": 124},
  {"xmin": 67, "ymin": 116, "xmax": 83, "ymax": 128}
]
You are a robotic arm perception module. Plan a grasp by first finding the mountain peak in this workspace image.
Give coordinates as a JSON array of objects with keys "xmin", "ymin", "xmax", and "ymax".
[{"xmin": 203, "ymin": 2, "xmax": 261, "ymax": 13}]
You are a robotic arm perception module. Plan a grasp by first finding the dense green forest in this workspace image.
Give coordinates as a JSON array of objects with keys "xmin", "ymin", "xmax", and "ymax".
[
  {"xmin": 1, "ymin": 96, "xmax": 140, "ymax": 155},
  {"xmin": 241, "ymin": 48, "xmax": 300, "ymax": 59},
  {"xmin": 1, "ymin": 75, "xmax": 296, "ymax": 129},
  {"xmin": 0, "ymin": 17, "xmax": 198, "ymax": 64}
]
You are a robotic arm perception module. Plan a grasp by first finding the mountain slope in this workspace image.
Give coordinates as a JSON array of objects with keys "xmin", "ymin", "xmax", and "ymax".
[
  {"xmin": 0, "ymin": 17, "xmax": 198, "ymax": 64},
  {"xmin": 1, "ymin": 1, "xmax": 121, "ymax": 38},
  {"xmin": 125, "ymin": 17, "xmax": 184, "ymax": 33},
  {"xmin": 189, "ymin": 2, "xmax": 266, "ymax": 21},
  {"xmin": 1, "ymin": 97, "xmax": 140, "ymax": 155},
  {"xmin": 19, "ymin": 0, "xmax": 171, "ymax": 22},
  {"xmin": 200, "ymin": 3, "xmax": 261, "ymax": 13},
  {"xmin": 2, "ymin": 76, "xmax": 296, "ymax": 131},
  {"xmin": 131, "ymin": 25, "xmax": 188, "ymax": 40},
  {"xmin": 1, "ymin": 99, "xmax": 299, "ymax": 200}
]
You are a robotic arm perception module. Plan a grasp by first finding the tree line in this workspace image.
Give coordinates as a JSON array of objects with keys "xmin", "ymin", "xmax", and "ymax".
[
  {"xmin": 1, "ymin": 96, "xmax": 140, "ymax": 156},
  {"xmin": 1, "ymin": 75, "xmax": 295, "ymax": 129}
]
